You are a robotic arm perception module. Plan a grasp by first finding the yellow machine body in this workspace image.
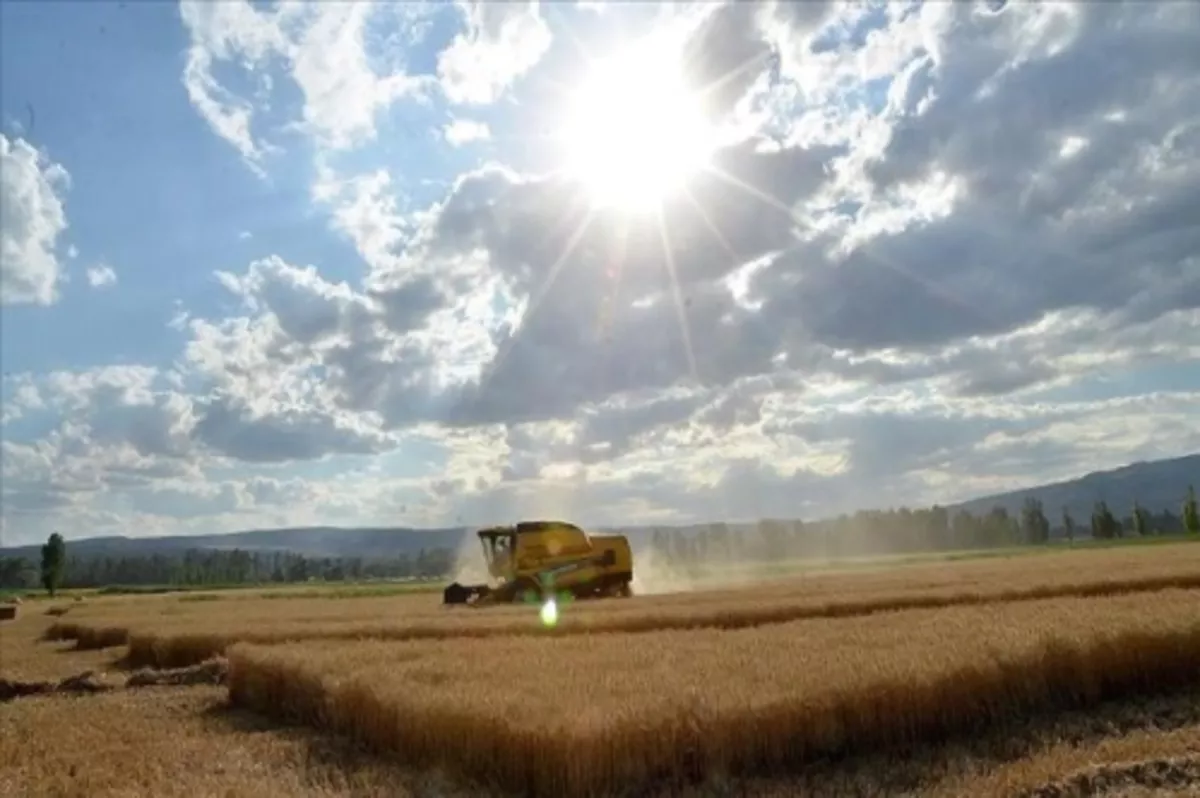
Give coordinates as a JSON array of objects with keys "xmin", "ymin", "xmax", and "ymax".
[{"xmin": 443, "ymin": 520, "xmax": 634, "ymax": 606}]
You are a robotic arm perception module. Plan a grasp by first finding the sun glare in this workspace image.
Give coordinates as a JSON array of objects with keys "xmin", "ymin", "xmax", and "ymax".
[{"xmin": 561, "ymin": 42, "xmax": 714, "ymax": 211}]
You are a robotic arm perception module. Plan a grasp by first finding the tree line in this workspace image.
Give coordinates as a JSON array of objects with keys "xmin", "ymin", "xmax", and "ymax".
[
  {"xmin": 0, "ymin": 544, "xmax": 456, "ymax": 593},
  {"xmin": 647, "ymin": 486, "xmax": 1200, "ymax": 566}
]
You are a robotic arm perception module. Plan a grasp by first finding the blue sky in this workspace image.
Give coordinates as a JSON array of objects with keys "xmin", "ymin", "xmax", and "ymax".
[{"xmin": 2, "ymin": 1, "xmax": 1198, "ymax": 546}]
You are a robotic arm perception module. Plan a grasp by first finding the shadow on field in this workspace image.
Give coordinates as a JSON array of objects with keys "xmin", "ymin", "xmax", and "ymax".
[
  {"xmin": 667, "ymin": 687, "xmax": 1200, "ymax": 798},
  {"xmin": 194, "ymin": 685, "xmax": 1200, "ymax": 798},
  {"xmin": 39, "ymin": 638, "xmax": 142, "ymax": 673},
  {"xmin": 198, "ymin": 698, "xmax": 496, "ymax": 798}
]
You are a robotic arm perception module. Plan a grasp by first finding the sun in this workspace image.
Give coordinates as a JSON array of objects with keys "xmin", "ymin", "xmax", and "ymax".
[{"xmin": 560, "ymin": 41, "xmax": 715, "ymax": 212}]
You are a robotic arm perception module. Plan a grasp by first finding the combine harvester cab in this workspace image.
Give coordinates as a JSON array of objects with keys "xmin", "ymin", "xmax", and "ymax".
[{"xmin": 443, "ymin": 520, "xmax": 634, "ymax": 606}]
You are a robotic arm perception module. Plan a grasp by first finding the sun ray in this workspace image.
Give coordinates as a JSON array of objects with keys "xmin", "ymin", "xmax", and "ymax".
[
  {"xmin": 656, "ymin": 205, "xmax": 700, "ymax": 385},
  {"xmin": 595, "ymin": 216, "xmax": 631, "ymax": 345},
  {"xmin": 486, "ymin": 205, "xmax": 598, "ymax": 380},
  {"xmin": 700, "ymin": 160, "xmax": 807, "ymax": 225},
  {"xmin": 587, "ymin": 214, "xmax": 632, "ymax": 404},
  {"xmin": 680, "ymin": 186, "xmax": 741, "ymax": 267},
  {"xmin": 843, "ymin": 221, "xmax": 1004, "ymax": 332},
  {"xmin": 691, "ymin": 47, "xmax": 778, "ymax": 121}
]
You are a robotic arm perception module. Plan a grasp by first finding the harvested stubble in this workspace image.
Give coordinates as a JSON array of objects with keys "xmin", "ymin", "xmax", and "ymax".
[
  {"xmin": 666, "ymin": 688, "xmax": 1200, "ymax": 798},
  {"xmin": 0, "ymin": 686, "xmax": 448, "ymax": 798},
  {"xmin": 1, "ymin": 615, "xmax": 120, "ymax": 682},
  {"xmin": 51, "ymin": 566, "xmax": 1200, "ymax": 670},
  {"xmin": 934, "ymin": 722, "xmax": 1200, "ymax": 797},
  {"xmin": 227, "ymin": 589, "xmax": 1200, "ymax": 797}
]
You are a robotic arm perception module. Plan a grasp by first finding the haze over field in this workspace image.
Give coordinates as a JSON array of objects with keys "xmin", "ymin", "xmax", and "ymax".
[
  {"xmin": 1, "ymin": 454, "xmax": 1194, "ymax": 566},
  {"xmin": 2, "ymin": 1, "xmax": 1198, "ymax": 549}
]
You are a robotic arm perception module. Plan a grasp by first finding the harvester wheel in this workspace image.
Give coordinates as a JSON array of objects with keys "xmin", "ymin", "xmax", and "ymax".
[
  {"xmin": 443, "ymin": 582, "xmax": 489, "ymax": 606},
  {"xmin": 443, "ymin": 582, "xmax": 471, "ymax": 605},
  {"xmin": 518, "ymin": 577, "xmax": 544, "ymax": 603}
]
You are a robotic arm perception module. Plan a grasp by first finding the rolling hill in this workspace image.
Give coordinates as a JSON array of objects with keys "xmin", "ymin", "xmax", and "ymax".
[{"xmin": 948, "ymin": 453, "xmax": 1198, "ymax": 522}]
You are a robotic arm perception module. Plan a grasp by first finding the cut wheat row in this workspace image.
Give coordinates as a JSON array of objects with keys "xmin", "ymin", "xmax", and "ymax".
[
  {"xmin": 226, "ymin": 589, "xmax": 1200, "ymax": 797},
  {"xmin": 42, "ymin": 570, "xmax": 1200, "ymax": 670}
]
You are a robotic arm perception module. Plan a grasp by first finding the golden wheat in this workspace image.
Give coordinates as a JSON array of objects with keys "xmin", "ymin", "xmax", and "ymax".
[
  {"xmin": 5, "ymin": 556, "xmax": 1200, "ymax": 798},
  {"xmin": 0, "ymin": 687, "xmax": 453, "ymax": 798},
  {"xmin": 51, "ymin": 542, "xmax": 1200, "ymax": 634},
  {"xmin": 227, "ymin": 589, "xmax": 1200, "ymax": 797},
  {"xmin": 0, "ymin": 610, "xmax": 122, "ymax": 682},
  {"xmin": 55, "ymin": 570, "xmax": 1200, "ymax": 669},
  {"xmin": 39, "ymin": 543, "xmax": 1200, "ymax": 669}
]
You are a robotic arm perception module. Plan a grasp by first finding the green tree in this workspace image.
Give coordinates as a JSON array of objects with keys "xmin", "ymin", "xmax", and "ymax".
[
  {"xmin": 1021, "ymin": 497, "xmax": 1051, "ymax": 544},
  {"xmin": 0, "ymin": 557, "xmax": 37, "ymax": 589},
  {"xmin": 1185, "ymin": 485, "xmax": 1200, "ymax": 536},
  {"xmin": 1091, "ymin": 500, "xmax": 1119, "ymax": 540},
  {"xmin": 40, "ymin": 533, "xmax": 66, "ymax": 596},
  {"xmin": 1062, "ymin": 507, "xmax": 1076, "ymax": 545},
  {"xmin": 1132, "ymin": 501, "xmax": 1150, "ymax": 537}
]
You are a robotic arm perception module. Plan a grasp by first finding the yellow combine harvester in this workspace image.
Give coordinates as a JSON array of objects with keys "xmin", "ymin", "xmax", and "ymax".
[{"xmin": 443, "ymin": 520, "xmax": 634, "ymax": 606}]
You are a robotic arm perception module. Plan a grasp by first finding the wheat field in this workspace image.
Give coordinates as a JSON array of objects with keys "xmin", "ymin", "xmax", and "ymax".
[
  {"xmin": 42, "ymin": 542, "xmax": 1200, "ymax": 670},
  {"xmin": 226, "ymin": 589, "xmax": 1200, "ymax": 796},
  {"xmin": 0, "ymin": 687, "xmax": 454, "ymax": 798},
  {"xmin": 5, "ymin": 541, "xmax": 1200, "ymax": 797}
]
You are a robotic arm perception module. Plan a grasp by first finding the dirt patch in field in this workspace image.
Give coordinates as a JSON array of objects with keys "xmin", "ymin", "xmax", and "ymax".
[
  {"xmin": 0, "ymin": 670, "xmax": 114, "ymax": 702},
  {"xmin": 126, "ymin": 657, "xmax": 229, "ymax": 688},
  {"xmin": 662, "ymin": 693, "xmax": 1200, "ymax": 797},
  {"xmin": 0, "ymin": 658, "xmax": 229, "ymax": 703},
  {"xmin": 1020, "ymin": 755, "xmax": 1200, "ymax": 797}
]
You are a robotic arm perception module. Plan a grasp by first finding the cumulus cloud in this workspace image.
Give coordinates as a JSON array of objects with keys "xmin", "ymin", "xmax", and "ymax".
[
  {"xmin": 443, "ymin": 118, "xmax": 491, "ymax": 146},
  {"xmin": 86, "ymin": 263, "xmax": 117, "ymax": 288},
  {"xmin": 178, "ymin": 1, "xmax": 432, "ymax": 169},
  {"xmin": 0, "ymin": 134, "xmax": 70, "ymax": 306},
  {"xmin": 5, "ymin": 0, "xmax": 1200, "ymax": 544},
  {"xmin": 305, "ymin": 0, "xmax": 1199, "ymax": 467},
  {"xmin": 436, "ymin": 1, "xmax": 552, "ymax": 105}
]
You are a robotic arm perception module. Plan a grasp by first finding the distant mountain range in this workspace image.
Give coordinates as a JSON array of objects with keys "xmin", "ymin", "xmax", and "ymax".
[
  {"xmin": 2, "ymin": 454, "xmax": 1195, "ymax": 562},
  {"xmin": 0, "ymin": 525, "xmax": 470, "ymax": 564},
  {"xmin": 948, "ymin": 453, "xmax": 1198, "ymax": 521}
]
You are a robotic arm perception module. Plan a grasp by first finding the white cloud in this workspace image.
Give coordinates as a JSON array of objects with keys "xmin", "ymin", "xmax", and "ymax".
[
  {"xmin": 0, "ymin": 134, "xmax": 70, "ymax": 306},
  {"xmin": 4, "ymin": 0, "xmax": 1200, "ymax": 544},
  {"xmin": 178, "ymin": 0, "xmax": 285, "ymax": 174},
  {"xmin": 436, "ymin": 1, "xmax": 552, "ymax": 105},
  {"xmin": 178, "ymin": 1, "xmax": 432, "ymax": 170},
  {"xmin": 286, "ymin": 3, "xmax": 432, "ymax": 150},
  {"xmin": 443, "ymin": 118, "xmax": 491, "ymax": 146},
  {"xmin": 86, "ymin": 263, "xmax": 117, "ymax": 289}
]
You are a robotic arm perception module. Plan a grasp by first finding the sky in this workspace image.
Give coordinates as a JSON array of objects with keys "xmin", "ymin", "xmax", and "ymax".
[{"xmin": 1, "ymin": 0, "xmax": 1198, "ymax": 546}]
